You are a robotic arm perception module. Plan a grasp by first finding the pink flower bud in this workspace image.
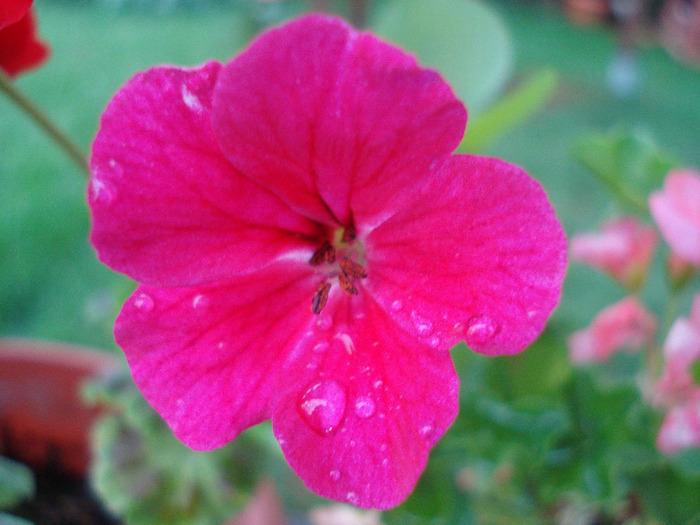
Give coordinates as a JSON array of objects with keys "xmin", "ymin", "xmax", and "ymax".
[
  {"xmin": 570, "ymin": 216, "xmax": 657, "ymax": 290},
  {"xmin": 656, "ymin": 389, "xmax": 700, "ymax": 454},
  {"xmin": 568, "ymin": 296, "xmax": 656, "ymax": 364}
]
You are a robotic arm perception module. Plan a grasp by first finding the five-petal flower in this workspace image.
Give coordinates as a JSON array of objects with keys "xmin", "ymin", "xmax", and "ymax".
[{"xmin": 89, "ymin": 15, "xmax": 566, "ymax": 508}]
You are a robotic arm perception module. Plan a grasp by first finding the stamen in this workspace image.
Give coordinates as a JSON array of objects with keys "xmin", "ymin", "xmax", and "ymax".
[
  {"xmin": 340, "ymin": 257, "xmax": 367, "ymax": 278},
  {"xmin": 339, "ymin": 271, "xmax": 358, "ymax": 295},
  {"xmin": 310, "ymin": 241, "xmax": 336, "ymax": 265},
  {"xmin": 311, "ymin": 281, "xmax": 331, "ymax": 314}
]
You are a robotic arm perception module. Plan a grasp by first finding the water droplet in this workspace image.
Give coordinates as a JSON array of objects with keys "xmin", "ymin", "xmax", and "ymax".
[
  {"xmin": 419, "ymin": 421, "xmax": 440, "ymax": 446},
  {"xmin": 382, "ymin": 458, "xmax": 389, "ymax": 467},
  {"xmin": 346, "ymin": 492, "xmax": 358, "ymax": 505},
  {"xmin": 334, "ymin": 332, "xmax": 355, "ymax": 355},
  {"xmin": 354, "ymin": 396, "xmax": 375, "ymax": 419},
  {"xmin": 372, "ymin": 379, "xmax": 383, "ymax": 389},
  {"xmin": 391, "ymin": 300, "xmax": 403, "ymax": 311},
  {"xmin": 133, "ymin": 293, "xmax": 154, "ymax": 312},
  {"xmin": 429, "ymin": 337, "xmax": 440, "ymax": 348},
  {"xmin": 298, "ymin": 379, "xmax": 347, "ymax": 434},
  {"xmin": 411, "ymin": 311, "xmax": 433, "ymax": 336},
  {"xmin": 380, "ymin": 443, "xmax": 387, "ymax": 452},
  {"xmin": 465, "ymin": 315, "xmax": 498, "ymax": 346},
  {"xmin": 181, "ymin": 84, "xmax": 203, "ymax": 113},
  {"xmin": 89, "ymin": 178, "xmax": 116, "ymax": 205},
  {"xmin": 313, "ymin": 341, "xmax": 329, "ymax": 353},
  {"xmin": 329, "ymin": 470, "xmax": 340, "ymax": 482},
  {"xmin": 316, "ymin": 316, "xmax": 332, "ymax": 331},
  {"xmin": 217, "ymin": 341, "xmax": 227, "ymax": 350},
  {"xmin": 192, "ymin": 294, "xmax": 209, "ymax": 314}
]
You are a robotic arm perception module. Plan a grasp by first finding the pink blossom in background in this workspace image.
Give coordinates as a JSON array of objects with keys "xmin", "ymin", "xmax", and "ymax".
[
  {"xmin": 0, "ymin": 6, "xmax": 49, "ymax": 78},
  {"xmin": 89, "ymin": 15, "xmax": 566, "ymax": 508},
  {"xmin": 654, "ymin": 292, "xmax": 700, "ymax": 405},
  {"xmin": 657, "ymin": 390, "xmax": 700, "ymax": 454},
  {"xmin": 649, "ymin": 168, "xmax": 700, "ymax": 265},
  {"xmin": 568, "ymin": 296, "xmax": 656, "ymax": 364},
  {"xmin": 570, "ymin": 216, "xmax": 657, "ymax": 290}
]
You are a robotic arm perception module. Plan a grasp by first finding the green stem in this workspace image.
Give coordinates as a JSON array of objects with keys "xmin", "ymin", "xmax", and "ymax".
[{"xmin": 0, "ymin": 70, "xmax": 89, "ymax": 176}]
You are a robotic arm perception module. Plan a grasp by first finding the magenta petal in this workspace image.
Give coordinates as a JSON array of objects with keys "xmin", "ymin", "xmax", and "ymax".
[
  {"xmin": 90, "ymin": 62, "xmax": 319, "ymax": 287},
  {"xmin": 115, "ymin": 263, "xmax": 317, "ymax": 450},
  {"xmin": 365, "ymin": 155, "xmax": 567, "ymax": 355},
  {"xmin": 212, "ymin": 15, "xmax": 466, "ymax": 227},
  {"xmin": 272, "ymin": 294, "xmax": 458, "ymax": 509}
]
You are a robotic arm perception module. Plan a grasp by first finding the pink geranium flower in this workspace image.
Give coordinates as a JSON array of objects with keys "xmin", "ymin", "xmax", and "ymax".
[
  {"xmin": 570, "ymin": 216, "xmax": 657, "ymax": 290},
  {"xmin": 654, "ymin": 292, "xmax": 700, "ymax": 405},
  {"xmin": 0, "ymin": 4, "xmax": 49, "ymax": 78},
  {"xmin": 568, "ymin": 296, "xmax": 656, "ymax": 364},
  {"xmin": 89, "ymin": 15, "xmax": 566, "ymax": 508},
  {"xmin": 649, "ymin": 168, "xmax": 700, "ymax": 266},
  {"xmin": 657, "ymin": 389, "xmax": 700, "ymax": 454}
]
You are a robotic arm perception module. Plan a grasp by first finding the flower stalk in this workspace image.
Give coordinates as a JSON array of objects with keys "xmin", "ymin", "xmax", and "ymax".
[{"xmin": 0, "ymin": 69, "xmax": 89, "ymax": 175}]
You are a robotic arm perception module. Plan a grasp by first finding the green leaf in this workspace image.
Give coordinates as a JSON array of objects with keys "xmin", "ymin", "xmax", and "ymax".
[
  {"xmin": 571, "ymin": 128, "xmax": 678, "ymax": 213},
  {"xmin": 0, "ymin": 456, "xmax": 35, "ymax": 509},
  {"xmin": 372, "ymin": 0, "xmax": 513, "ymax": 114},
  {"xmin": 458, "ymin": 69, "xmax": 559, "ymax": 153},
  {"xmin": 0, "ymin": 513, "xmax": 36, "ymax": 525}
]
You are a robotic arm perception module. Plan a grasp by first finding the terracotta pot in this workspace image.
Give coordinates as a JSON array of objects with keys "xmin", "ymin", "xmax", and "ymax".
[
  {"xmin": 564, "ymin": 0, "xmax": 611, "ymax": 24},
  {"xmin": 0, "ymin": 338, "xmax": 120, "ymax": 477}
]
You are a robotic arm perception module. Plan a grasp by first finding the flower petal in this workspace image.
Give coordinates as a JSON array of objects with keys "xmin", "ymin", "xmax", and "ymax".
[
  {"xmin": 365, "ymin": 155, "xmax": 567, "ymax": 355},
  {"xmin": 272, "ymin": 293, "xmax": 458, "ymax": 509},
  {"xmin": 212, "ymin": 14, "xmax": 466, "ymax": 227},
  {"xmin": 0, "ymin": 9, "xmax": 49, "ymax": 77},
  {"xmin": 90, "ymin": 62, "xmax": 319, "ymax": 287},
  {"xmin": 0, "ymin": 0, "xmax": 32, "ymax": 29},
  {"xmin": 114, "ymin": 263, "xmax": 317, "ymax": 450},
  {"xmin": 649, "ymin": 169, "xmax": 700, "ymax": 265}
]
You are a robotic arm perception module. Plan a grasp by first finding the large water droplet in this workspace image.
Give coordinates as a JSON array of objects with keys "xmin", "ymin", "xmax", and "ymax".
[
  {"xmin": 411, "ymin": 311, "xmax": 433, "ymax": 336},
  {"xmin": 465, "ymin": 315, "xmax": 498, "ymax": 346},
  {"xmin": 133, "ymin": 293, "xmax": 154, "ymax": 312},
  {"xmin": 329, "ymin": 470, "xmax": 340, "ymax": 482},
  {"xmin": 298, "ymin": 379, "xmax": 347, "ymax": 434},
  {"xmin": 346, "ymin": 492, "xmax": 358, "ymax": 505},
  {"xmin": 354, "ymin": 396, "xmax": 376, "ymax": 419},
  {"xmin": 192, "ymin": 294, "xmax": 209, "ymax": 314},
  {"xmin": 391, "ymin": 300, "xmax": 403, "ymax": 311}
]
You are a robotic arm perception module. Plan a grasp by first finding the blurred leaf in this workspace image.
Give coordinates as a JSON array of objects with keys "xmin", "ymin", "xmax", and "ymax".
[
  {"xmin": 0, "ymin": 456, "xmax": 35, "ymax": 510},
  {"xmin": 372, "ymin": 0, "xmax": 513, "ymax": 114},
  {"xmin": 0, "ymin": 513, "xmax": 35, "ymax": 525},
  {"xmin": 572, "ymin": 128, "xmax": 678, "ymax": 213},
  {"xmin": 670, "ymin": 448, "xmax": 700, "ymax": 477},
  {"xmin": 459, "ymin": 69, "xmax": 559, "ymax": 153}
]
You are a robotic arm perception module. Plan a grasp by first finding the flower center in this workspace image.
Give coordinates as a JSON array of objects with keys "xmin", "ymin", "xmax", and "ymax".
[{"xmin": 309, "ymin": 227, "xmax": 367, "ymax": 314}]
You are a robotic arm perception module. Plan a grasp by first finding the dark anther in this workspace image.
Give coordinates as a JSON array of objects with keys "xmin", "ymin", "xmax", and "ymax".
[
  {"xmin": 310, "ymin": 241, "xmax": 336, "ymax": 266},
  {"xmin": 311, "ymin": 281, "xmax": 331, "ymax": 314}
]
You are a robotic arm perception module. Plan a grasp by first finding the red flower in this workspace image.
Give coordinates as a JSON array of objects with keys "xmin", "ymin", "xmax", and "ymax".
[
  {"xmin": 89, "ymin": 15, "xmax": 566, "ymax": 508},
  {"xmin": 0, "ymin": 3, "xmax": 49, "ymax": 78}
]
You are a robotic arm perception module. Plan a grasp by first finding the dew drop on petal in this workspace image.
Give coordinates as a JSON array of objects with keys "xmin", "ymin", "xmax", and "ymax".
[
  {"xmin": 298, "ymin": 379, "xmax": 347, "ymax": 435},
  {"xmin": 90, "ymin": 178, "xmax": 116, "ymax": 205},
  {"xmin": 316, "ymin": 316, "xmax": 332, "ymax": 331},
  {"xmin": 346, "ymin": 492, "xmax": 358, "ymax": 505},
  {"xmin": 382, "ymin": 458, "xmax": 389, "ymax": 467},
  {"xmin": 419, "ymin": 420, "xmax": 442, "ymax": 447},
  {"xmin": 465, "ymin": 315, "xmax": 499, "ymax": 346},
  {"xmin": 192, "ymin": 294, "xmax": 209, "ymax": 314},
  {"xmin": 372, "ymin": 379, "xmax": 383, "ymax": 390},
  {"xmin": 354, "ymin": 396, "xmax": 376, "ymax": 419},
  {"xmin": 313, "ymin": 341, "xmax": 329, "ymax": 353},
  {"xmin": 329, "ymin": 470, "xmax": 340, "ymax": 482},
  {"xmin": 411, "ymin": 311, "xmax": 433, "ymax": 336},
  {"xmin": 133, "ymin": 293, "xmax": 154, "ymax": 312},
  {"xmin": 391, "ymin": 300, "xmax": 403, "ymax": 312}
]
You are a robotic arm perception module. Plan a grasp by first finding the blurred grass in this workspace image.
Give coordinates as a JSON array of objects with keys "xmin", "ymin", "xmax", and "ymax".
[{"xmin": 1, "ymin": 0, "xmax": 700, "ymax": 352}]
